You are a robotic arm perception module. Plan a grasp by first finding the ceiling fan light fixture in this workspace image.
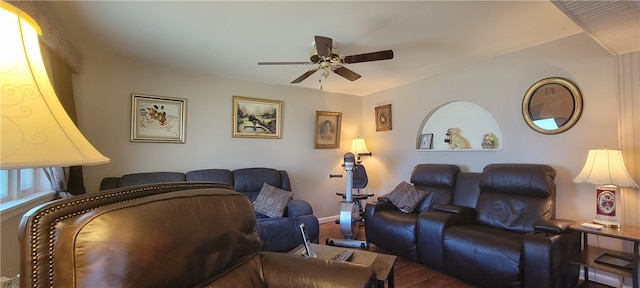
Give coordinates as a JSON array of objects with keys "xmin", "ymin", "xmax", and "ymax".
[
  {"xmin": 322, "ymin": 69, "xmax": 330, "ymax": 79},
  {"xmin": 259, "ymin": 35, "xmax": 393, "ymax": 84}
]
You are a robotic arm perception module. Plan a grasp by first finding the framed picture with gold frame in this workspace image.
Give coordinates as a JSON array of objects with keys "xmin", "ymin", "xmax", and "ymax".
[
  {"xmin": 375, "ymin": 104, "xmax": 392, "ymax": 131},
  {"xmin": 232, "ymin": 96, "xmax": 282, "ymax": 139},
  {"xmin": 314, "ymin": 111, "xmax": 342, "ymax": 149},
  {"xmin": 131, "ymin": 94, "xmax": 186, "ymax": 143}
]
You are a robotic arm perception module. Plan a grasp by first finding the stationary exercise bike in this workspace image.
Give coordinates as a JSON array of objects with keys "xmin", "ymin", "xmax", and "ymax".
[{"xmin": 326, "ymin": 152, "xmax": 371, "ymax": 249}]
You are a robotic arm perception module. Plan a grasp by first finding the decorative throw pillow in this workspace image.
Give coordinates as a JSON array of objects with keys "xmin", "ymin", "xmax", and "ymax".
[
  {"xmin": 382, "ymin": 181, "xmax": 430, "ymax": 213},
  {"xmin": 252, "ymin": 183, "xmax": 294, "ymax": 218}
]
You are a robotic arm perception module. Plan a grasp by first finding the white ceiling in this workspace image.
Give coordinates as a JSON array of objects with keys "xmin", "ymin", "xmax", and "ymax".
[{"xmin": 42, "ymin": 1, "xmax": 637, "ymax": 96}]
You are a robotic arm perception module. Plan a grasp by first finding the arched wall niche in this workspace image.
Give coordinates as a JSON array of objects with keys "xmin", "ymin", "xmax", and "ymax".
[{"xmin": 417, "ymin": 101, "xmax": 503, "ymax": 151}]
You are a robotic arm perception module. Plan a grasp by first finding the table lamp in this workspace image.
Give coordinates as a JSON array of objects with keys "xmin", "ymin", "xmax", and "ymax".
[
  {"xmin": 573, "ymin": 148, "xmax": 637, "ymax": 228},
  {"xmin": 350, "ymin": 137, "xmax": 371, "ymax": 164},
  {"xmin": 1, "ymin": 2, "xmax": 109, "ymax": 169}
]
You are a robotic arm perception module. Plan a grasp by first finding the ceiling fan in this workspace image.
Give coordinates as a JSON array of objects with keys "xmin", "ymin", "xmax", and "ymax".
[{"xmin": 258, "ymin": 35, "xmax": 394, "ymax": 84}]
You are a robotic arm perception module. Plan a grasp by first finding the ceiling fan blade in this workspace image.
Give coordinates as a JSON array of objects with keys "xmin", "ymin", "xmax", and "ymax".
[
  {"xmin": 291, "ymin": 68, "xmax": 319, "ymax": 83},
  {"xmin": 258, "ymin": 61, "xmax": 310, "ymax": 65},
  {"xmin": 342, "ymin": 50, "xmax": 394, "ymax": 64},
  {"xmin": 333, "ymin": 66, "xmax": 361, "ymax": 81},
  {"xmin": 314, "ymin": 35, "xmax": 333, "ymax": 58}
]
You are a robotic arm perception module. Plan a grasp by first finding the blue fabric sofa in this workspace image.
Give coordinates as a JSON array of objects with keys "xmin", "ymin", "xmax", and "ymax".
[{"xmin": 100, "ymin": 167, "xmax": 319, "ymax": 252}]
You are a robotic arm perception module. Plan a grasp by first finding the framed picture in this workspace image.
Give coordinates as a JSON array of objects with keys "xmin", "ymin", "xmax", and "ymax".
[
  {"xmin": 314, "ymin": 111, "xmax": 342, "ymax": 149},
  {"xmin": 375, "ymin": 104, "xmax": 392, "ymax": 131},
  {"xmin": 131, "ymin": 94, "xmax": 186, "ymax": 143},
  {"xmin": 419, "ymin": 133, "xmax": 434, "ymax": 149},
  {"xmin": 232, "ymin": 96, "xmax": 282, "ymax": 138}
]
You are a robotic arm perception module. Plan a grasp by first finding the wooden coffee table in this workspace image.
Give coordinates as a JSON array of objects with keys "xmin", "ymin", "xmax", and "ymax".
[{"xmin": 290, "ymin": 243, "xmax": 397, "ymax": 288}]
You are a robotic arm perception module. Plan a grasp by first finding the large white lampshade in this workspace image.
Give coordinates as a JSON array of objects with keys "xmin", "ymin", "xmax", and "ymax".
[
  {"xmin": 574, "ymin": 149, "xmax": 637, "ymax": 187},
  {"xmin": 350, "ymin": 138, "xmax": 372, "ymax": 164},
  {"xmin": 574, "ymin": 148, "xmax": 637, "ymax": 227},
  {"xmin": 1, "ymin": 2, "xmax": 110, "ymax": 169},
  {"xmin": 350, "ymin": 138, "xmax": 370, "ymax": 156}
]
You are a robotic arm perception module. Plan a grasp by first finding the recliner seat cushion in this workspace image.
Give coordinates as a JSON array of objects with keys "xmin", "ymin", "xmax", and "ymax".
[{"xmin": 444, "ymin": 225, "xmax": 523, "ymax": 288}]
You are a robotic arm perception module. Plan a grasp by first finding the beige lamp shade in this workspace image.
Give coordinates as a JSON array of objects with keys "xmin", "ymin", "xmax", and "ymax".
[
  {"xmin": 573, "ymin": 148, "xmax": 637, "ymax": 187},
  {"xmin": 350, "ymin": 138, "xmax": 370, "ymax": 156},
  {"xmin": 1, "ymin": 2, "xmax": 110, "ymax": 169}
]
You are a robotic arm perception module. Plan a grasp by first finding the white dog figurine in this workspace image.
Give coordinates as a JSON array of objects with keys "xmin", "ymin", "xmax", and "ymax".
[{"xmin": 447, "ymin": 128, "xmax": 471, "ymax": 149}]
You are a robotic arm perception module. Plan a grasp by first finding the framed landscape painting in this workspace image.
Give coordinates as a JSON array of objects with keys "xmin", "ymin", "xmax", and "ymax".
[
  {"xmin": 131, "ymin": 94, "xmax": 186, "ymax": 143},
  {"xmin": 314, "ymin": 111, "xmax": 342, "ymax": 149},
  {"xmin": 232, "ymin": 96, "xmax": 282, "ymax": 139}
]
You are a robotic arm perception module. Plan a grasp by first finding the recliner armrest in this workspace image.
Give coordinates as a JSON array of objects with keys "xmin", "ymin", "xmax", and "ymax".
[
  {"xmin": 534, "ymin": 219, "xmax": 575, "ymax": 235},
  {"xmin": 286, "ymin": 199, "xmax": 313, "ymax": 218},
  {"xmin": 523, "ymin": 227, "xmax": 581, "ymax": 287},
  {"xmin": 432, "ymin": 204, "xmax": 476, "ymax": 216}
]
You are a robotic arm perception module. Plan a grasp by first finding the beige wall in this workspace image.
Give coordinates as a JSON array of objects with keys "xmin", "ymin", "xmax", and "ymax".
[
  {"xmin": 70, "ymin": 33, "xmax": 621, "ymax": 222},
  {"xmin": 361, "ymin": 33, "xmax": 619, "ymax": 222},
  {"xmin": 69, "ymin": 32, "xmax": 621, "ymax": 223},
  {"xmin": 72, "ymin": 52, "xmax": 364, "ymax": 220}
]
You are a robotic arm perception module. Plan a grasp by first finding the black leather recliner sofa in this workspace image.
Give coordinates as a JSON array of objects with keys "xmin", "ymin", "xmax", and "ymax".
[{"xmin": 365, "ymin": 163, "xmax": 580, "ymax": 288}]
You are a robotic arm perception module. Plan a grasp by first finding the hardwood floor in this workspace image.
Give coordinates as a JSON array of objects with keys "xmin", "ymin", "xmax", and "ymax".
[{"xmin": 318, "ymin": 222, "xmax": 477, "ymax": 288}]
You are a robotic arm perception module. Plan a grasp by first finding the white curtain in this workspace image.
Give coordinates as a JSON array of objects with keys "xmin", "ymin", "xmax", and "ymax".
[{"xmin": 43, "ymin": 167, "xmax": 73, "ymax": 198}]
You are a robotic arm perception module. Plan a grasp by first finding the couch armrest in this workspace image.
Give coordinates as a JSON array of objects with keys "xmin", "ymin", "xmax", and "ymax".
[
  {"xmin": 432, "ymin": 204, "xmax": 476, "ymax": 216},
  {"xmin": 287, "ymin": 199, "xmax": 313, "ymax": 217},
  {"xmin": 416, "ymin": 210, "xmax": 475, "ymax": 270},
  {"xmin": 533, "ymin": 219, "xmax": 574, "ymax": 235},
  {"xmin": 523, "ymin": 229, "xmax": 581, "ymax": 288},
  {"xmin": 260, "ymin": 252, "xmax": 376, "ymax": 288},
  {"xmin": 363, "ymin": 201, "xmax": 397, "ymax": 220}
]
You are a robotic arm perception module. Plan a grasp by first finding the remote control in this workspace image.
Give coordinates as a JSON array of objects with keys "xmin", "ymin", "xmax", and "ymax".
[
  {"xmin": 332, "ymin": 250, "xmax": 354, "ymax": 262},
  {"xmin": 581, "ymin": 223, "xmax": 603, "ymax": 230}
]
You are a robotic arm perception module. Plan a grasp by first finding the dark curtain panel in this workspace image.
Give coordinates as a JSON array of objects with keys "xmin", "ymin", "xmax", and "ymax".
[{"xmin": 40, "ymin": 40, "xmax": 87, "ymax": 195}]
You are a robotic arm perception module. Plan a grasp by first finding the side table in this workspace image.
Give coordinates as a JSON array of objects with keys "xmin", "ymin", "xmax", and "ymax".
[
  {"xmin": 290, "ymin": 243, "xmax": 397, "ymax": 288},
  {"xmin": 569, "ymin": 220, "xmax": 640, "ymax": 288}
]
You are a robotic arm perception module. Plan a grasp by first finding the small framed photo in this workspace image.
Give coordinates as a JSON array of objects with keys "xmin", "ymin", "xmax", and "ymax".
[
  {"xmin": 131, "ymin": 94, "xmax": 186, "ymax": 143},
  {"xmin": 314, "ymin": 111, "xmax": 342, "ymax": 149},
  {"xmin": 419, "ymin": 133, "xmax": 434, "ymax": 149},
  {"xmin": 375, "ymin": 104, "xmax": 392, "ymax": 131},
  {"xmin": 232, "ymin": 96, "xmax": 282, "ymax": 139}
]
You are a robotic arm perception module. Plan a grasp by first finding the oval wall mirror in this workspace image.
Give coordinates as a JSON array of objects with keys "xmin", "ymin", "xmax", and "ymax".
[{"xmin": 522, "ymin": 77, "xmax": 583, "ymax": 135}]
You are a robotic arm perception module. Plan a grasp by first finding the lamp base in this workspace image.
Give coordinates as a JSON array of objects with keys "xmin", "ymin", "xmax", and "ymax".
[{"xmin": 593, "ymin": 219, "xmax": 621, "ymax": 228}]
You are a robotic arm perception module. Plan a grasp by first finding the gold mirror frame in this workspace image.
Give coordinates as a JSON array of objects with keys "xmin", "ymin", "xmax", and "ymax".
[{"xmin": 522, "ymin": 77, "xmax": 583, "ymax": 135}]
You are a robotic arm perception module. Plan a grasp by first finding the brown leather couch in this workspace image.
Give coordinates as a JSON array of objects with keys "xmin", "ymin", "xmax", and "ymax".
[
  {"xmin": 19, "ymin": 182, "xmax": 376, "ymax": 288},
  {"xmin": 365, "ymin": 163, "xmax": 580, "ymax": 288}
]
